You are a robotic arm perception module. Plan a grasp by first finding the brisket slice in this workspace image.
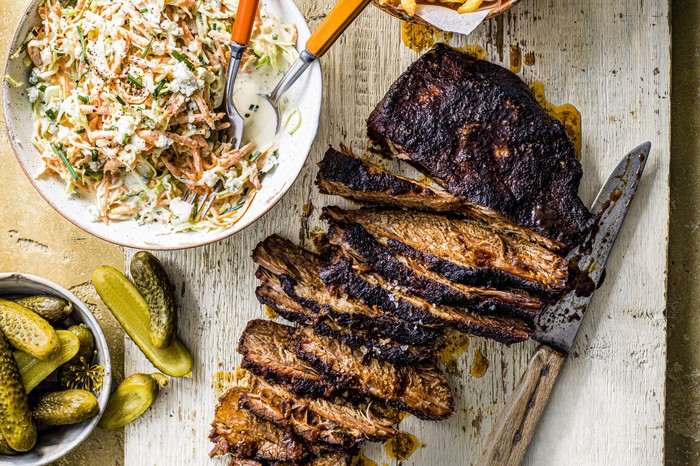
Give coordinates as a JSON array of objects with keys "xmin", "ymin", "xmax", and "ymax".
[
  {"xmin": 367, "ymin": 43, "xmax": 593, "ymax": 248},
  {"xmin": 238, "ymin": 319, "xmax": 334, "ymax": 398},
  {"xmin": 253, "ymin": 235, "xmax": 441, "ymax": 346},
  {"xmin": 295, "ymin": 326, "xmax": 454, "ymax": 421},
  {"xmin": 209, "ymin": 387, "xmax": 305, "ymax": 463},
  {"xmin": 256, "ymin": 271, "xmax": 435, "ymax": 364},
  {"xmin": 326, "ymin": 223, "xmax": 542, "ymax": 320},
  {"xmin": 320, "ymin": 258, "xmax": 531, "ymax": 344},
  {"xmin": 240, "ymin": 376, "xmax": 397, "ymax": 449},
  {"xmin": 316, "ymin": 147, "xmax": 565, "ymax": 253},
  {"xmin": 323, "ymin": 206, "xmax": 568, "ymax": 296}
]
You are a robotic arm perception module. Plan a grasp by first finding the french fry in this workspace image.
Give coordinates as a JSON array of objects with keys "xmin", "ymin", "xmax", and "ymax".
[
  {"xmin": 401, "ymin": 0, "xmax": 418, "ymax": 15},
  {"xmin": 457, "ymin": 0, "xmax": 484, "ymax": 13}
]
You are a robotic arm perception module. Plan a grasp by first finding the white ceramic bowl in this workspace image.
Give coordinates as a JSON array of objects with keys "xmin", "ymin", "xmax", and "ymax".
[
  {"xmin": 2, "ymin": 0, "xmax": 323, "ymax": 250},
  {"xmin": 0, "ymin": 273, "xmax": 112, "ymax": 466}
]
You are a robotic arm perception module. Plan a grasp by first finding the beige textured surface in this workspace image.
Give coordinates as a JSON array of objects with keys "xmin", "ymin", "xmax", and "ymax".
[
  {"xmin": 121, "ymin": 1, "xmax": 669, "ymax": 465},
  {"xmin": 0, "ymin": 0, "xmax": 124, "ymax": 463}
]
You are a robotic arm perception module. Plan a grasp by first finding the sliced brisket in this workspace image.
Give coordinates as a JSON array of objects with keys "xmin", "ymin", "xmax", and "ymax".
[
  {"xmin": 323, "ymin": 206, "xmax": 568, "ymax": 296},
  {"xmin": 316, "ymin": 147, "xmax": 565, "ymax": 253},
  {"xmin": 238, "ymin": 319, "xmax": 334, "ymax": 398},
  {"xmin": 241, "ymin": 376, "xmax": 396, "ymax": 449},
  {"xmin": 367, "ymin": 43, "xmax": 593, "ymax": 248},
  {"xmin": 255, "ymin": 270, "xmax": 435, "ymax": 364},
  {"xmin": 325, "ymin": 222, "xmax": 543, "ymax": 320},
  {"xmin": 320, "ymin": 257, "xmax": 532, "ymax": 344},
  {"xmin": 209, "ymin": 387, "xmax": 305, "ymax": 464},
  {"xmin": 295, "ymin": 326, "xmax": 454, "ymax": 421},
  {"xmin": 252, "ymin": 235, "xmax": 441, "ymax": 346}
]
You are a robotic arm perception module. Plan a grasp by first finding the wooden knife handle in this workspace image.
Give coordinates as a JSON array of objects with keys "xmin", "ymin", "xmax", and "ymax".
[{"xmin": 478, "ymin": 345, "xmax": 566, "ymax": 466}]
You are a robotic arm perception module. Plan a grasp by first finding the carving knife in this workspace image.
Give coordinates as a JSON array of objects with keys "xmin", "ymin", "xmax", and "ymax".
[{"xmin": 478, "ymin": 142, "xmax": 651, "ymax": 466}]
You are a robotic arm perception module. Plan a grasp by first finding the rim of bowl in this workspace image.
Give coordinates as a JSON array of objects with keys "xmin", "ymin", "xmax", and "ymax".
[
  {"xmin": 2, "ymin": 0, "xmax": 323, "ymax": 251},
  {"xmin": 0, "ymin": 272, "xmax": 112, "ymax": 466}
]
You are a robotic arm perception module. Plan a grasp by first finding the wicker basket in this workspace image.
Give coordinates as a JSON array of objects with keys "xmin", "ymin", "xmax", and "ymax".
[{"xmin": 371, "ymin": 0, "xmax": 522, "ymax": 24}]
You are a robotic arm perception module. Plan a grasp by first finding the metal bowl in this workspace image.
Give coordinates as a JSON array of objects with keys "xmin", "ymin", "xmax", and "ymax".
[
  {"xmin": 371, "ymin": 0, "xmax": 522, "ymax": 25},
  {"xmin": 0, "ymin": 273, "xmax": 112, "ymax": 466}
]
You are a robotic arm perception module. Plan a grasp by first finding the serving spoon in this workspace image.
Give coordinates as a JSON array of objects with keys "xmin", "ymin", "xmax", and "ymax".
[{"xmin": 185, "ymin": 0, "xmax": 259, "ymax": 218}]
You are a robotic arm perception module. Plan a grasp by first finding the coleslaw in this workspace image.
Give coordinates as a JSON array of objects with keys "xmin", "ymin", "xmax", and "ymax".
[{"xmin": 16, "ymin": 0, "xmax": 299, "ymax": 231}]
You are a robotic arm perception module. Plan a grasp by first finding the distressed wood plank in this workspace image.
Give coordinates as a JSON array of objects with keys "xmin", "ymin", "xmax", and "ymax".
[{"xmin": 124, "ymin": 0, "xmax": 669, "ymax": 465}]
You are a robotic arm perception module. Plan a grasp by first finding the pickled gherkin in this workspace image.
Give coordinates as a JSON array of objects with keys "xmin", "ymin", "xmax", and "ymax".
[
  {"xmin": 130, "ymin": 251, "xmax": 178, "ymax": 349},
  {"xmin": 0, "ymin": 298, "xmax": 60, "ymax": 360},
  {"xmin": 0, "ymin": 331, "xmax": 36, "ymax": 452},
  {"xmin": 99, "ymin": 373, "xmax": 168, "ymax": 431},
  {"xmin": 33, "ymin": 390, "xmax": 99, "ymax": 429},
  {"xmin": 12, "ymin": 295, "xmax": 73, "ymax": 323}
]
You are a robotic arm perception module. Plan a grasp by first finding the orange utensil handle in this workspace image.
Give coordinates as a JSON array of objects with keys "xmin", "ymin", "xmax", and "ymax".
[
  {"xmin": 306, "ymin": 0, "xmax": 371, "ymax": 58},
  {"xmin": 231, "ymin": 0, "xmax": 260, "ymax": 45}
]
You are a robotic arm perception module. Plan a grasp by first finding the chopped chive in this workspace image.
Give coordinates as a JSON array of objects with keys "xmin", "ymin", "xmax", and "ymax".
[
  {"xmin": 142, "ymin": 35, "xmax": 155, "ymax": 58},
  {"xmin": 122, "ymin": 134, "xmax": 130, "ymax": 145},
  {"xmin": 4, "ymin": 75, "xmax": 22, "ymax": 88},
  {"xmin": 127, "ymin": 73, "xmax": 144, "ymax": 88},
  {"xmin": 104, "ymin": 125, "xmax": 116, "ymax": 130},
  {"xmin": 76, "ymin": 66, "xmax": 89, "ymax": 84},
  {"xmin": 134, "ymin": 213, "xmax": 142, "ymax": 221},
  {"xmin": 139, "ymin": 7, "xmax": 148, "ymax": 13},
  {"xmin": 76, "ymin": 25, "xmax": 86, "ymax": 62},
  {"xmin": 77, "ymin": 94, "xmax": 89, "ymax": 104},
  {"xmin": 115, "ymin": 94, "xmax": 126, "ymax": 105},
  {"xmin": 45, "ymin": 108, "xmax": 57, "ymax": 120},
  {"xmin": 76, "ymin": 128, "xmax": 86, "ymax": 134},
  {"xmin": 224, "ymin": 199, "xmax": 246, "ymax": 214},
  {"xmin": 91, "ymin": 149, "xmax": 99, "ymax": 161},
  {"xmin": 171, "ymin": 51, "xmax": 194, "ymax": 71},
  {"xmin": 152, "ymin": 79, "xmax": 166, "ymax": 99},
  {"xmin": 191, "ymin": 203, "xmax": 199, "ymax": 219},
  {"xmin": 248, "ymin": 150, "xmax": 262, "ymax": 162},
  {"xmin": 51, "ymin": 143, "xmax": 78, "ymax": 181}
]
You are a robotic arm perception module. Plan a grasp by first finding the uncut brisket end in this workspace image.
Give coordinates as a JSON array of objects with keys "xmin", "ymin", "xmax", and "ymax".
[
  {"xmin": 295, "ymin": 326, "xmax": 454, "ymax": 421},
  {"xmin": 209, "ymin": 387, "xmax": 305, "ymax": 463},
  {"xmin": 252, "ymin": 236, "xmax": 441, "ymax": 346},
  {"xmin": 238, "ymin": 319, "xmax": 334, "ymax": 398},
  {"xmin": 316, "ymin": 147, "xmax": 565, "ymax": 253},
  {"xmin": 255, "ymin": 271, "xmax": 435, "ymax": 364},
  {"xmin": 241, "ymin": 376, "xmax": 397, "ymax": 449},
  {"xmin": 323, "ymin": 206, "xmax": 568, "ymax": 296},
  {"xmin": 320, "ymin": 257, "xmax": 532, "ymax": 344},
  {"xmin": 367, "ymin": 44, "xmax": 593, "ymax": 248},
  {"xmin": 325, "ymin": 223, "xmax": 543, "ymax": 320}
]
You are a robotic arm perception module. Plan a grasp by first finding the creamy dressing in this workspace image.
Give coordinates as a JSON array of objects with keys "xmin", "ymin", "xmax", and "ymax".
[{"xmin": 232, "ymin": 70, "xmax": 280, "ymax": 148}]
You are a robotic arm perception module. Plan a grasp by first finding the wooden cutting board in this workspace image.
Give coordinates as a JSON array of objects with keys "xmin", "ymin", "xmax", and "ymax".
[{"xmin": 123, "ymin": 1, "xmax": 670, "ymax": 465}]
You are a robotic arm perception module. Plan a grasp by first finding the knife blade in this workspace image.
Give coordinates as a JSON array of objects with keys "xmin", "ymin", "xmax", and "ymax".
[
  {"xmin": 534, "ymin": 141, "xmax": 651, "ymax": 353},
  {"xmin": 479, "ymin": 142, "xmax": 651, "ymax": 466}
]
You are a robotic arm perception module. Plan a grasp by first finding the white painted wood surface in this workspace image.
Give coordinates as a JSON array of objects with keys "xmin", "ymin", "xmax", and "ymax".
[{"xmin": 124, "ymin": 0, "xmax": 670, "ymax": 464}]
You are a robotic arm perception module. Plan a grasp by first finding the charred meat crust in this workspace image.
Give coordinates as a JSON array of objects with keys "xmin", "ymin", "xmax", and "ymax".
[
  {"xmin": 255, "ymin": 275, "xmax": 435, "ymax": 364},
  {"xmin": 322, "ymin": 206, "xmax": 568, "ymax": 297},
  {"xmin": 252, "ymin": 236, "xmax": 441, "ymax": 346},
  {"xmin": 325, "ymin": 222, "xmax": 543, "ymax": 320},
  {"xmin": 319, "ymin": 257, "xmax": 532, "ymax": 345},
  {"xmin": 238, "ymin": 319, "xmax": 335, "ymax": 398},
  {"xmin": 295, "ymin": 326, "xmax": 454, "ymax": 421},
  {"xmin": 367, "ymin": 44, "xmax": 593, "ymax": 248},
  {"xmin": 241, "ymin": 376, "xmax": 397, "ymax": 449},
  {"xmin": 209, "ymin": 387, "xmax": 305, "ymax": 463},
  {"xmin": 316, "ymin": 147, "xmax": 565, "ymax": 253}
]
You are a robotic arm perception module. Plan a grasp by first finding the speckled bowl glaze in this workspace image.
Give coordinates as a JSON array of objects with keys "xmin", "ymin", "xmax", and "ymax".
[
  {"xmin": 0, "ymin": 273, "xmax": 112, "ymax": 466},
  {"xmin": 2, "ymin": 0, "xmax": 323, "ymax": 250},
  {"xmin": 372, "ymin": 0, "xmax": 522, "ymax": 25}
]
